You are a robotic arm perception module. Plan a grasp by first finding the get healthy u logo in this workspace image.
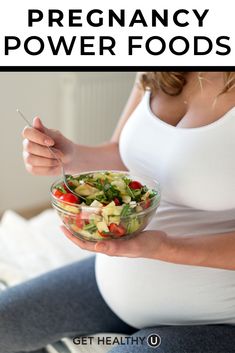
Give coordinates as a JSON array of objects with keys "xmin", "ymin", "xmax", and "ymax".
[{"xmin": 147, "ymin": 333, "xmax": 161, "ymax": 348}]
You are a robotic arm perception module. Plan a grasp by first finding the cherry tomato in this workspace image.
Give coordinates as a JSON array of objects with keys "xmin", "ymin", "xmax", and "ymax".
[
  {"xmin": 109, "ymin": 223, "xmax": 126, "ymax": 237},
  {"xmin": 75, "ymin": 214, "xmax": 84, "ymax": 228},
  {"xmin": 63, "ymin": 181, "xmax": 76, "ymax": 192},
  {"xmin": 129, "ymin": 181, "xmax": 143, "ymax": 190},
  {"xmin": 114, "ymin": 197, "xmax": 121, "ymax": 206},
  {"xmin": 143, "ymin": 198, "xmax": 151, "ymax": 209},
  {"xmin": 53, "ymin": 189, "xmax": 64, "ymax": 198},
  {"xmin": 98, "ymin": 231, "xmax": 111, "ymax": 238},
  {"xmin": 63, "ymin": 215, "xmax": 75, "ymax": 225},
  {"xmin": 76, "ymin": 212, "xmax": 90, "ymax": 227},
  {"xmin": 63, "ymin": 185, "xmax": 69, "ymax": 193},
  {"xmin": 59, "ymin": 193, "xmax": 79, "ymax": 204}
]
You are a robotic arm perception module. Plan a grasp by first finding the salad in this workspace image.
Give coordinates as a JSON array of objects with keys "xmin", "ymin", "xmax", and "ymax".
[{"xmin": 51, "ymin": 171, "xmax": 160, "ymax": 241}]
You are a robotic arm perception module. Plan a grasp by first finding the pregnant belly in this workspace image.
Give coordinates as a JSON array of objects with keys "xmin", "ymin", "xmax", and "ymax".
[{"xmin": 95, "ymin": 254, "xmax": 235, "ymax": 329}]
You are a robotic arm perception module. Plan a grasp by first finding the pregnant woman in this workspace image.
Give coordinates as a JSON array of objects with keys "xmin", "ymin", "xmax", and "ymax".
[{"xmin": 1, "ymin": 71, "xmax": 235, "ymax": 353}]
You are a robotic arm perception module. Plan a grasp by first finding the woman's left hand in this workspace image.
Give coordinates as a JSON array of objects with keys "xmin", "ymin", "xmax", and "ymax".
[{"xmin": 61, "ymin": 226, "xmax": 168, "ymax": 259}]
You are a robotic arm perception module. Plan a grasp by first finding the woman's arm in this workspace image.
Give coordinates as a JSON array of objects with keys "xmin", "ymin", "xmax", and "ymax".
[
  {"xmin": 22, "ymin": 73, "xmax": 144, "ymax": 176},
  {"xmin": 62, "ymin": 227, "xmax": 235, "ymax": 271},
  {"xmin": 158, "ymin": 230, "xmax": 235, "ymax": 270}
]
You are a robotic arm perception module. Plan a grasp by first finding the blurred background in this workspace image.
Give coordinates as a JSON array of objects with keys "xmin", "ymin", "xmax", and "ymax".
[{"xmin": 0, "ymin": 72, "xmax": 135, "ymax": 218}]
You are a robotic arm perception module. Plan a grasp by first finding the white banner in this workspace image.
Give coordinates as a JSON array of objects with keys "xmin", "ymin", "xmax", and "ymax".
[{"xmin": 0, "ymin": 0, "xmax": 234, "ymax": 67}]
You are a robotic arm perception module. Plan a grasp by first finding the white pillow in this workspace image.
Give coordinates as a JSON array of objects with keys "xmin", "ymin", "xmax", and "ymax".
[{"xmin": 0, "ymin": 209, "xmax": 91, "ymax": 282}]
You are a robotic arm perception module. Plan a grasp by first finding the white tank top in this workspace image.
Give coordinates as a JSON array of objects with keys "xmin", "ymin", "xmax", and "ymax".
[{"xmin": 95, "ymin": 90, "xmax": 235, "ymax": 329}]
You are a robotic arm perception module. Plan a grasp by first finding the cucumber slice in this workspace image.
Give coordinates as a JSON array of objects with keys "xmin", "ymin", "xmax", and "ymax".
[{"xmin": 126, "ymin": 217, "xmax": 140, "ymax": 233}]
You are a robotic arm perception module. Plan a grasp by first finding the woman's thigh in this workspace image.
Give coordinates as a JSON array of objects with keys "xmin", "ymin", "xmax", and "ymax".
[
  {"xmin": 108, "ymin": 324, "xmax": 235, "ymax": 353},
  {"xmin": 0, "ymin": 255, "xmax": 136, "ymax": 353}
]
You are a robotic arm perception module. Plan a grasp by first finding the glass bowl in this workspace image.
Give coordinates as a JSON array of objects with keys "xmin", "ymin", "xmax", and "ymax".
[{"xmin": 50, "ymin": 171, "xmax": 161, "ymax": 242}]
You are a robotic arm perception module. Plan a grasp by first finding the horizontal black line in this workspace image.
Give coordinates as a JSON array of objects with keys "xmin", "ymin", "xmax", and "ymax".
[{"xmin": 0, "ymin": 66, "xmax": 234, "ymax": 72}]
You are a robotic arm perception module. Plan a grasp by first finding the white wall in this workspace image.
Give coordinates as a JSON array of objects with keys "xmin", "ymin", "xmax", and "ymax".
[
  {"xmin": 59, "ymin": 72, "xmax": 135, "ymax": 144},
  {"xmin": 0, "ymin": 72, "xmax": 135, "ymax": 214}
]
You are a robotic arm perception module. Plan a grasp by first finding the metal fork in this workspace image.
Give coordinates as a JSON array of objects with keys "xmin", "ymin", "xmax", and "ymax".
[{"xmin": 17, "ymin": 109, "xmax": 85, "ymax": 201}]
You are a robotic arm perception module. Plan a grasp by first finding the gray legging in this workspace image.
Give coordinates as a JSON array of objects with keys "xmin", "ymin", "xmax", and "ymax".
[{"xmin": 0, "ymin": 256, "xmax": 235, "ymax": 353}]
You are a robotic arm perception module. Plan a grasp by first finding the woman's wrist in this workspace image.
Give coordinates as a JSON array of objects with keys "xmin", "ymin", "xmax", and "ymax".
[
  {"xmin": 65, "ymin": 143, "xmax": 81, "ymax": 174},
  {"xmin": 65, "ymin": 143, "xmax": 91, "ymax": 174},
  {"xmin": 153, "ymin": 232, "xmax": 177, "ymax": 261},
  {"xmin": 151, "ymin": 232, "xmax": 188, "ymax": 264},
  {"xmin": 66, "ymin": 142, "xmax": 127, "ymax": 174},
  {"xmin": 142, "ymin": 230, "xmax": 173, "ymax": 261}
]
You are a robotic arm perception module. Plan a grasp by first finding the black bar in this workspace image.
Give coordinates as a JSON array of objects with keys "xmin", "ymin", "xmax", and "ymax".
[{"xmin": 0, "ymin": 66, "xmax": 234, "ymax": 72}]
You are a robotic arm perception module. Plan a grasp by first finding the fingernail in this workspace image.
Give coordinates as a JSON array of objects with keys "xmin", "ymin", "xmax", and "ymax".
[{"xmin": 44, "ymin": 139, "xmax": 53, "ymax": 146}]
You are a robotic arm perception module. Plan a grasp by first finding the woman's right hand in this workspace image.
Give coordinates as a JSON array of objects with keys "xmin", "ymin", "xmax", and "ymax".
[{"xmin": 22, "ymin": 117, "xmax": 75, "ymax": 176}]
